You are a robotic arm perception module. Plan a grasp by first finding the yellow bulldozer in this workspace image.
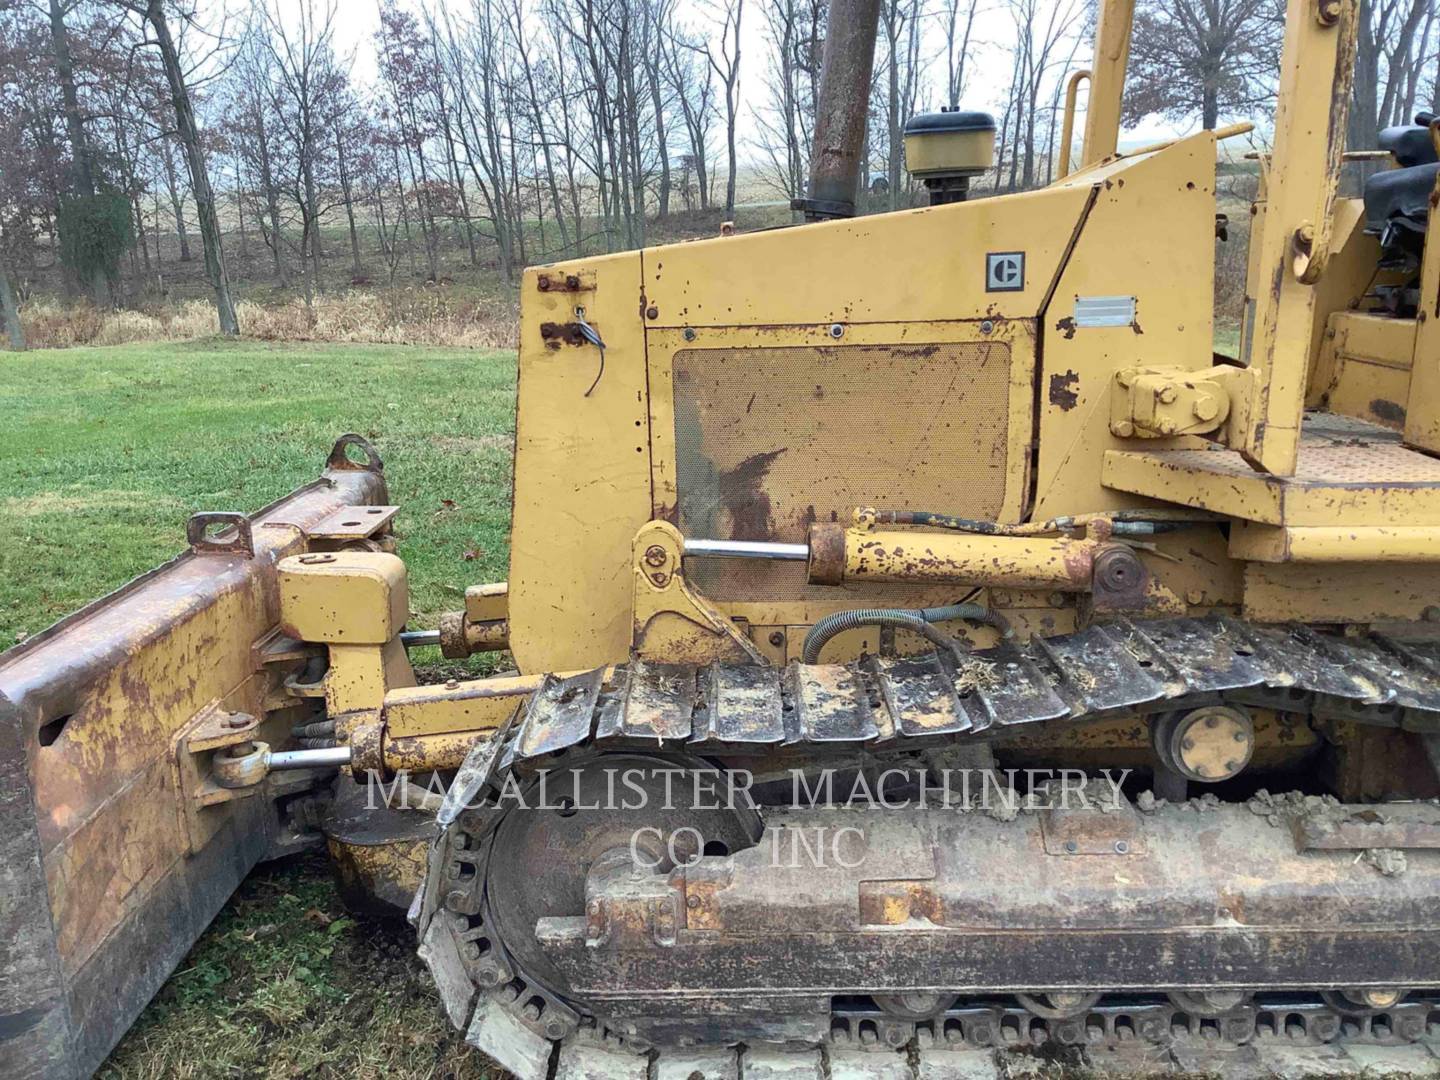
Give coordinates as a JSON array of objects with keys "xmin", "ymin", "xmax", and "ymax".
[{"xmin": 8, "ymin": 0, "xmax": 1440, "ymax": 1074}]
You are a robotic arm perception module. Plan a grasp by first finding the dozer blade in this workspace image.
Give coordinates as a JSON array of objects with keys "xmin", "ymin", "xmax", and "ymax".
[{"xmin": 0, "ymin": 435, "xmax": 388, "ymax": 1079}]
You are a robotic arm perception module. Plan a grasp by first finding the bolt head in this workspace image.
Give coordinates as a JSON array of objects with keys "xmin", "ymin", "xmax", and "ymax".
[
  {"xmin": 1158, "ymin": 385, "xmax": 1178, "ymax": 404},
  {"xmin": 1113, "ymin": 420, "xmax": 1135, "ymax": 437},
  {"xmin": 829, "ymin": 323, "xmax": 845, "ymax": 338},
  {"xmin": 645, "ymin": 305, "xmax": 659, "ymax": 319},
  {"xmin": 768, "ymin": 630, "xmax": 785, "ymax": 648}
]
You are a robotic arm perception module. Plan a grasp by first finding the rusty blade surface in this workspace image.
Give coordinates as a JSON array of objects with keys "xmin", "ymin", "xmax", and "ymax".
[{"xmin": 0, "ymin": 445, "xmax": 386, "ymax": 1080}]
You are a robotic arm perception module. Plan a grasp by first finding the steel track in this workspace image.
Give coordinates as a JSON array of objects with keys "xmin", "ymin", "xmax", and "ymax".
[{"xmin": 413, "ymin": 614, "xmax": 1440, "ymax": 1079}]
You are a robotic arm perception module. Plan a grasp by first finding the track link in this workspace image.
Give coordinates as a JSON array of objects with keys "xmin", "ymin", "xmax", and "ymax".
[{"xmin": 413, "ymin": 614, "xmax": 1440, "ymax": 1079}]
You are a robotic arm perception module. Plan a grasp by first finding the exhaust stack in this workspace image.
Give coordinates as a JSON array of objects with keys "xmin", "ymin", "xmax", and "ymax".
[{"xmin": 792, "ymin": 0, "xmax": 881, "ymax": 221}]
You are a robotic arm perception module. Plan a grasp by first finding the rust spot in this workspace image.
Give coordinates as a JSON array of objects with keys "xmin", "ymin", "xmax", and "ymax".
[
  {"xmin": 1055, "ymin": 316, "xmax": 1077, "ymax": 340},
  {"xmin": 1370, "ymin": 398, "xmax": 1406, "ymax": 425},
  {"xmin": 539, "ymin": 322, "xmax": 588, "ymax": 347},
  {"xmin": 891, "ymin": 344, "xmax": 940, "ymax": 359},
  {"xmin": 719, "ymin": 449, "xmax": 786, "ymax": 539},
  {"xmin": 1131, "ymin": 318, "xmax": 1145, "ymax": 335},
  {"xmin": 1048, "ymin": 370, "xmax": 1080, "ymax": 411}
]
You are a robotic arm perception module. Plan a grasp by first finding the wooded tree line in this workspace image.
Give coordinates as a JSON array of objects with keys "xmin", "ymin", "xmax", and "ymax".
[{"xmin": 1, "ymin": 0, "xmax": 1438, "ymax": 345}]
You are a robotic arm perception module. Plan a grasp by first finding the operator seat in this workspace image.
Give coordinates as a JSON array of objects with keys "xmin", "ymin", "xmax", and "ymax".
[{"xmin": 1364, "ymin": 112, "xmax": 1439, "ymax": 265}]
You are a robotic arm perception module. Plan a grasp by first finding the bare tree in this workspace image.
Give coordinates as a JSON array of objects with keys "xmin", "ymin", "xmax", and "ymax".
[
  {"xmin": 1125, "ymin": 0, "xmax": 1284, "ymax": 131},
  {"xmin": 259, "ymin": 0, "xmax": 345, "ymax": 304},
  {"xmin": 996, "ymin": 0, "xmax": 1086, "ymax": 190},
  {"xmin": 942, "ymin": 0, "xmax": 979, "ymax": 105},
  {"xmin": 111, "ymin": 0, "xmax": 239, "ymax": 333},
  {"xmin": 708, "ymin": 0, "xmax": 745, "ymax": 216},
  {"xmin": 48, "ymin": 0, "xmax": 110, "ymax": 304},
  {"xmin": 753, "ymin": 0, "xmax": 824, "ymax": 201},
  {"xmin": 660, "ymin": 10, "xmax": 718, "ymax": 210},
  {"xmin": 1350, "ymin": 0, "xmax": 1433, "ymax": 149},
  {"xmin": 876, "ymin": 0, "xmax": 925, "ymax": 207}
]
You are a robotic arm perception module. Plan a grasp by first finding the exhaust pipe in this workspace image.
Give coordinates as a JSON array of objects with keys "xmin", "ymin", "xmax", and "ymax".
[{"xmin": 792, "ymin": 0, "xmax": 881, "ymax": 221}]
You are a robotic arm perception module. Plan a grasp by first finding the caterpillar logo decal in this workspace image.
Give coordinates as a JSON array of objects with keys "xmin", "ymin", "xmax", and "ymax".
[{"xmin": 986, "ymin": 251, "xmax": 1025, "ymax": 292}]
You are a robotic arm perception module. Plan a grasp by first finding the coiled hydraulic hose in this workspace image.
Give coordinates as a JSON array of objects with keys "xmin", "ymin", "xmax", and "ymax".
[
  {"xmin": 292, "ymin": 717, "xmax": 337, "ymax": 750},
  {"xmin": 801, "ymin": 602, "xmax": 1012, "ymax": 664}
]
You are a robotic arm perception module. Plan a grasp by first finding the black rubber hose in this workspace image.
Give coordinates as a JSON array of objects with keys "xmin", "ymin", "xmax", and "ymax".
[
  {"xmin": 801, "ymin": 602, "xmax": 1010, "ymax": 664},
  {"xmin": 872, "ymin": 510, "xmax": 1034, "ymax": 536},
  {"xmin": 292, "ymin": 718, "xmax": 337, "ymax": 749}
]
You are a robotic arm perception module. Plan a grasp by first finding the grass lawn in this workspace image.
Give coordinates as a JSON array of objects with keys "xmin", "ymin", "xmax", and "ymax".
[
  {"xmin": 0, "ymin": 339, "xmax": 516, "ymax": 652},
  {"xmin": 0, "ymin": 339, "xmax": 515, "ymax": 1077}
]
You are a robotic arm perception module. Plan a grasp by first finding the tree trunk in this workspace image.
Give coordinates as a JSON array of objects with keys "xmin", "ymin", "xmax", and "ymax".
[
  {"xmin": 234, "ymin": 160, "xmax": 248, "ymax": 269},
  {"xmin": 147, "ymin": 0, "xmax": 239, "ymax": 335},
  {"xmin": 162, "ymin": 144, "xmax": 193, "ymax": 261},
  {"xmin": 336, "ymin": 129, "xmax": 364, "ymax": 277},
  {"xmin": 392, "ymin": 143, "xmax": 417, "ymax": 276},
  {"xmin": 48, "ymin": 0, "xmax": 108, "ymax": 306},
  {"xmin": 253, "ymin": 105, "xmax": 287, "ymax": 287},
  {"xmin": 0, "ymin": 260, "xmax": 25, "ymax": 350}
]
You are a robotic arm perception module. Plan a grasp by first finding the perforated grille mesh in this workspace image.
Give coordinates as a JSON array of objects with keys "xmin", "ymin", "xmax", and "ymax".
[{"xmin": 672, "ymin": 341, "xmax": 1013, "ymax": 600}]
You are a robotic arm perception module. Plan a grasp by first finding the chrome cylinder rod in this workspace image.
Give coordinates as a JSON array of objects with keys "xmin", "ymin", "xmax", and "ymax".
[
  {"xmin": 683, "ymin": 538, "xmax": 811, "ymax": 561},
  {"xmin": 400, "ymin": 629, "xmax": 442, "ymax": 648},
  {"xmin": 267, "ymin": 745, "xmax": 353, "ymax": 770}
]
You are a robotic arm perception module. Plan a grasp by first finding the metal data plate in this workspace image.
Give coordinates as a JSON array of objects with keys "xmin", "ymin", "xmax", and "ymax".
[{"xmin": 1073, "ymin": 295, "xmax": 1136, "ymax": 328}]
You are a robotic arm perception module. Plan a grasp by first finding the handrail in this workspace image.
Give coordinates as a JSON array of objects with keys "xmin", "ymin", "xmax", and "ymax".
[{"xmin": 1057, "ymin": 69, "xmax": 1092, "ymax": 180}]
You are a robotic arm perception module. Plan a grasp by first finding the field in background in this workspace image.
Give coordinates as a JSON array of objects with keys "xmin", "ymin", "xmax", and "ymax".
[
  {"xmin": 0, "ymin": 340, "xmax": 515, "ymax": 649},
  {"xmin": 9, "ymin": 202, "xmax": 793, "ymax": 351},
  {"xmin": 8, "ymin": 157, "xmax": 1257, "ymax": 354},
  {"xmin": 1, "ymin": 340, "xmax": 517, "ymax": 1076}
]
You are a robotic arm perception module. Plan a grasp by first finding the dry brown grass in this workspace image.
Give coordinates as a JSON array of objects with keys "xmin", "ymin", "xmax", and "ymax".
[{"xmin": 12, "ymin": 288, "xmax": 519, "ymax": 351}]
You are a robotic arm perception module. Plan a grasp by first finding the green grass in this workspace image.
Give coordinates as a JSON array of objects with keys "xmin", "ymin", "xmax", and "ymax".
[
  {"xmin": 0, "ymin": 338, "xmax": 515, "ymax": 1076},
  {"xmin": 99, "ymin": 854, "xmax": 492, "ymax": 1079},
  {"xmin": 0, "ymin": 339, "xmax": 517, "ymax": 656}
]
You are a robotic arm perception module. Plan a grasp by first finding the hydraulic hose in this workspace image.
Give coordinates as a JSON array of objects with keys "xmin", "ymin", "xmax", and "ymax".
[
  {"xmin": 293, "ymin": 717, "xmax": 337, "ymax": 750},
  {"xmin": 801, "ymin": 602, "xmax": 1011, "ymax": 664},
  {"xmin": 866, "ymin": 507, "xmax": 1221, "ymax": 537}
]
